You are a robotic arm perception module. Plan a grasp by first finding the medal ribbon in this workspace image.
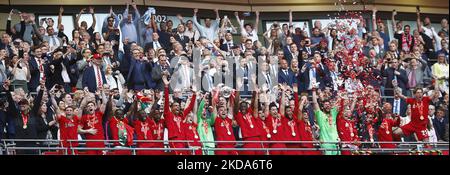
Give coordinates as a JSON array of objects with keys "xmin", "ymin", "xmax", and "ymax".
[{"xmin": 22, "ymin": 113, "xmax": 29, "ymax": 128}]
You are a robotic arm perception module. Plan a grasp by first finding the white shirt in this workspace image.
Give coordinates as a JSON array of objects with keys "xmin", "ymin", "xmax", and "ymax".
[
  {"xmin": 35, "ymin": 58, "xmax": 45, "ymax": 81},
  {"xmin": 239, "ymin": 20, "xmax": 259, "ymax": 42},
  {"xmin": 428, "ymin": 118, "xmax": 438, "ymax": 143},
  {"xmin": 193, "ymin": 15, "xmax": 220, "ymax": 41},
  {"xmin": 422, "ymin": 25, "xmax": 433, "ymax": 39},
  {"xmin": 308, "ymin": 67, "xmax": 317, "ymax": 90},
  {"xmin": 393, "ymin": 98, "xmax": 401, "ymax": 115},
  {"xmin": 153, "ymin": 41, "xmax": 162, "ymax": 50}
]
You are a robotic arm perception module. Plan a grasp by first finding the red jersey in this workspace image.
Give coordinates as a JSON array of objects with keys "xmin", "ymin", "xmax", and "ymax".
[
  {"xmin": 134, "ymin": 118, "xmax": 154, "ymax": 148},
  {"xmin": 58, "ymin": 115, "xmax": 79, "ymax": 147},
  {"xmin": 285, "ymin": 117, "xmax": 301, "ymax": 142},
  {"xmin": 378, "ymin": 117, "xmax": 400, "ymax": 148},
  {"xmin": 406, "ymin": 97, "xmax": 430, "ymax": 127},
  {"xmin": 235, "ymin": 108, "xmax": 261, "ymax": 138},
  {"xmin": 265, "ymin": 114, "xmax": 288, "ymax": 141},
  {"xmin": 297, "ymin": 119, "xmax": 315, "ymax": 148},
  {"xmin": 163, "ymin": 86, "xmax": 196, "ymax": 139},
  {"xmin": 255, "ymin": 117, "xmax": 271, "ymax": 147},
  {"xmin": 182, "ymin": 122, "xmax": 202, "ymax": 147},
  {"xmin": 80, "ymin": 111, "xmax": 105, "ymax": 148},
  {"xmin": 214, "ymin": 117, "xmax": 236, "ymax": 147},
  {"xmin": 337, "ymin": 117, "xmax": 359, "ymax": 143},
  {"xmin": 109, "ymin": 117, "xmax": 134, "ymax": 147}
]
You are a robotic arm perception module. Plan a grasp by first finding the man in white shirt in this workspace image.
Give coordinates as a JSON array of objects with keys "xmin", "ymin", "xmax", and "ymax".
[
  {"xmin": 235, "ymin": 11, "xmax": 260, "ymax": 42},
  {"xmin": 391, "ymin": 88, "xmax": 406, "ymax": 117},
  {"xmin": 193, "ymin": 8, "xmax": 220, "ymax": 42},
  {"xmin": 43, "ymin": 26, "xmax": 62, "ymax": 52}
]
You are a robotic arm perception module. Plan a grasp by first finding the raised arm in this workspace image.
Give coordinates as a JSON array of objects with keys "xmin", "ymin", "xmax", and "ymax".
[
  {"xmin": 279, "ymin": 84, "xmax": 287, "ymax": 115},
  {"xmin": 372, "ymin": 7, "xmax": 377, "ymax": 32},
  {"xmin": 311, "ymin": 89, "xmax": 320, "ymax": 111},
  {"xmin": 234, "ymin": 12, "xmax": 245, "ymax": 35},
  {"xmin": 89, "ymin": 7, "xmax": 96, "ymax": 30},
  {"xmin": 192, "ymin": 8, "xmax": 204, "ymax": 32},
  {"xmin": 289, "ymin": 10, "xmax": 294, "ymax": 34},
  {"xmin": 151, "ymin": 13, "xmax": 158, "ymax": 32},
  {"xmin": 196, "ymin": 98, "xmax": 206, "ymax": 125},
  {"xmin": 233, "ymin": 89, "xmax": 241, "ymax": 116},
  {"xmin": 293, "ymin": 84, "xmax": 299, "ymax": 117},
  {"xmin": 78, "ymin": 90, "xmax": 90, "ymax": 117},
  {"xmin": 58, "ymin": 6, "xmax": 63, "ymax": 31},
  {"xmin": 75, "ymin": 8, "xmax": 86, "ymax": 30},
  {"xmin": 214, "ymin": 8, "xmax": 220, "ymax": 23},
  {"xmin": 416, "ymin": 7, "xmax": 422, "ymax": 32},
  {"xmin": 131, "ymin": 1, "xmax": 140, "ymax": 24},
  {"xmin": 392, "ymin": 10, "xmax": 398, "ymax": 33},
  {"xmin": 298, "ymin": 95, "xmax": 307, "ymax": 120},
  {"xmin": 163, "ymin": 73, "xmax": 171, "ymax": 115},
  {"xmin": 254, "ymin": 11, "xmax": 260, "ymax": 34},
  {"xmin": 98, "ymin": 87, "xmax": 108, "ymax": 113},
  {"xmin": 183, "ymin": 88, "xmax": 198, "ymax": 117}
]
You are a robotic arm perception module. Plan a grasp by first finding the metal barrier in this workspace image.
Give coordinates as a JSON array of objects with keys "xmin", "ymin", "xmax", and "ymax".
[{"xmin": 1, "ymin": 139, "xmax": 448, "ymax": 155}]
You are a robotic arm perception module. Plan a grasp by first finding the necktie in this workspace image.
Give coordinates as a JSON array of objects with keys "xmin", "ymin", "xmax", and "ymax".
[
  {"xmin": 51, "ymin": 36, "xmax": 57, "ymax": 47},
  {"xmin": 394, "ymin": 100, "xmax": 399, "ymax": 115},
  {"xmin": 307, "ymin": 47, "xmax": 311, "ymax": 54},
  {"xmin": 96, "ymin": 66, "xmax": 102, "ymax": 88},
  {"xmin": 228, "ymin": 43, "xmax": 232, "ymax": 50},
  {"xmin": 267, "ymin": 73, "xmax": 271, "ymax": 85},
  {"xmin": 284, "ymin": 70, "xmax": 288, "ymax": 76}
]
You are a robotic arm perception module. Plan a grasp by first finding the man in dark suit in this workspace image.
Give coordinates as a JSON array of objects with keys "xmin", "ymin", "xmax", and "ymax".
[
  {"xmin": 174, "ymin": 24, "xmax": 190, "ymax": 50},
  {"xmin": 387, "ymin": 88, "xmax": 407, "ymax": 117},
  {"xmin": 433, "ymin": 107, "xmax": 449, "ymax": 141},
  {"xmin": 382, "ymin": 58, "xmax": 408, "ymax": 97},
  {"xmin": 127, "ymin": 48, "xmax": 153, "ymax": 91},
  {"xmin": 0, "ymin": 33, "xmax": 14, "ymax": 58},
  {"xmin": 235, "ymin": 57, "xmax": 254, "ymax": 95},
  {"xmin": 278, "ymin": 58, "xmax": 296, "ymax": 87},
  {"xmin": 82, "ymin": 53, "xmax": 107, "ymax": 92},
  {"xmin": 301, "ymin": 38, "xmax": 316, "ymax": 58},
  {"xmin": 258, "ymin": 62, "xmax": 277, "ymax": 91},
  {"xmin": 28, "ymin": 47, "xmax": 47, "ymax": 92},
  {"xmin": 151, "ymin": 54, "xmax": 173, "ymax": 91},
  {"xmin": 145, "ymin": 32, "xmax": 168, "ymax": 53},
  {"xmin": 220, "ymin": 32, "xmax": 235, "ymax": 52},
  {"xmin": 299, "ymin": 53, "xmax": 331, "ymax": 92},
  {"xmin": 283, "ymin": 43, "xmax": 300, "ymax": 65}
]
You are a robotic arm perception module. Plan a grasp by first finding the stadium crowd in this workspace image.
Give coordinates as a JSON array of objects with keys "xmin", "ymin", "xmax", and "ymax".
[{"xmin": 0, "ymin": 1, "xmax": 448, "ymax": 155}]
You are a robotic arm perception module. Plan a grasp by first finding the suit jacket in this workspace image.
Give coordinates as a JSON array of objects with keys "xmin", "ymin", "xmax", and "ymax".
[
  {"xmin": 387, "ymin": 98, "xmax": 407, "ymax": 117},
  {"xmin": 258, "ymin": 71, "xmax": 277, "ymax": 90},
  {"xmin": 382, "ymin": 67, "xmax": 408, "ymax": 96},
  {"xmin": 127, "ymin": 58, "xmax": 153, "ymax": 90},
  {"xmin": 174, "ymin": 34, "xmax": 190, "ymax": 50},
  {"xmin": 300, "ymin": 46, "xmax": 316, "ymax": 57},
  {"xmin": 433, "ymin": 117, "xmax": 448, "ymax": 141},
  {"xmin": 0, "ymin": 43, "xmax": 14, "ymax": 58},
  {"xmin": 82, "ymin": 65, "xmax": 107, "ymax": 92},
  {"xmin": 220, "ymin": 42, "xmax": 235, "ymax": 52},
  {"xmin": 42, "ymin": 35, "xmax": 63, "ymax": 48},
  {"xmin": 299, "ymin": 63, "xmax": 330, "ymax": 91},
  {"xmin": 28, "ymin": 57, "xmax": 48, "ymax": 92},
  {"xmin": 278, "ymin": 68, "xmax": 297, "ymax": 86},
  {"xmin": 144, "ymin": 40, "xmax": 168, "ymax": 53},
  {"xmin": 151, "ymin": 64, "xmax": 173, "ymax": 91}
]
